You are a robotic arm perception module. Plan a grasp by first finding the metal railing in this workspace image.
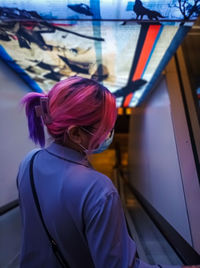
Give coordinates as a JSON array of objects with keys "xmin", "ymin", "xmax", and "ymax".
[{"xmin": 0, "ymin": 199, "xmax": 19, "ymax": 216}]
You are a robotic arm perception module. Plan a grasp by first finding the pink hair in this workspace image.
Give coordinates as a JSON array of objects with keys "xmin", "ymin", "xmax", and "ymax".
[{"xmin": 21, "ymin": 76, "xmax": 117, "ymax": 149}]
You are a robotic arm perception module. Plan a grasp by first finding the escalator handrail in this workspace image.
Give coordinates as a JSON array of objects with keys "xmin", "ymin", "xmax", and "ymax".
[{"xmin": 0, "ymin": 199, "xmax": 19, "ymax": 216}]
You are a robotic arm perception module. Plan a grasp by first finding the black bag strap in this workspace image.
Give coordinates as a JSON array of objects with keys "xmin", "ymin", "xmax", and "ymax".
[{"xmin": 29, "ymin": 150, "xmax": 70, "ymax": 268}]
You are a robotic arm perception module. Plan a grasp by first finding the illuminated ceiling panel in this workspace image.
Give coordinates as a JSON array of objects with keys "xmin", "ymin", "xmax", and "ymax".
[{"xmin": 0, "ymin": 0, "xmax": 199, "ymax": 107}]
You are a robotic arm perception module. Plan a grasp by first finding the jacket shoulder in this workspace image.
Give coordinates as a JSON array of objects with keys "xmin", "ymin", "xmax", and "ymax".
[{"xmin": 17, "ymin": 148, "xmax": 41, "ymax": 187}]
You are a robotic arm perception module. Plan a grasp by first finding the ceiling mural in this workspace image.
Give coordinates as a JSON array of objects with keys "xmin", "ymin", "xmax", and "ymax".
[{"xmin": 0, "ymin": 0, "xmax": 199, "ymax": 107}]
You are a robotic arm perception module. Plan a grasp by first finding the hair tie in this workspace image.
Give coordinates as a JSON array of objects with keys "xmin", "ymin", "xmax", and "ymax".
[{"xmin": 35, "ymin": 96, "xmax": 52, "ymax": 125}]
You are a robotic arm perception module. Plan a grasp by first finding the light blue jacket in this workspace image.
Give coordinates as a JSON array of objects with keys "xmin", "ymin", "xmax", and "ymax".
[{"xmin": 17, "ymin": 142, "xmax": 180, "ymax": 268}]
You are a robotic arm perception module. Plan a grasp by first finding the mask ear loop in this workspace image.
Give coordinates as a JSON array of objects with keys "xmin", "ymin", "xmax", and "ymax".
[
  {"xmin": 79, "ymin": 126, "xmax": 94, "ymax": 136},
  {"xmin": 109, "ymin": 128, "xmax": 115, "ymax": 139},
  {"xmin": 79, "ymin": 127, "xmax": 96, "ymax": 154},
  {"xmin": 66, "ymin": 125, "xmax": 84, "ymax": 148},
  {"xmin": 67, "ymin": 126, "xmax": 93, "ymax": 154}
]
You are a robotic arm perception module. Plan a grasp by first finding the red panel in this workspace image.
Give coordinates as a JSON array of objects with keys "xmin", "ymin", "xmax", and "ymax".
[
  {"xmin": 124, "ymin": 93, "xmax": 133, "ymax": 107},
  {"xmin": 124, "ymin": 25, "xmax": 161, "ymax": 107},
  {"xmin": 132, "ymin": 25, "xmax": 161, "ymax": 81}
]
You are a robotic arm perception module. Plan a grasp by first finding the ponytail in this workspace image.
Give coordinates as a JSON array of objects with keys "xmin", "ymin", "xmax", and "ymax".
[{"xmin": 21, "ymin": 92, "xmax": 46, "ymax": 147}]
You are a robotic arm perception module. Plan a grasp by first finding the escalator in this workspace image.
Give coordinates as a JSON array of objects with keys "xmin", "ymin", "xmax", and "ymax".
[
  {"xmin": 90, "ymin": 146, "xmax": 183, "ymax": 266},
  {"xmin": 116, "ymin": 170, "xmax": 182, "ymax": 265}
]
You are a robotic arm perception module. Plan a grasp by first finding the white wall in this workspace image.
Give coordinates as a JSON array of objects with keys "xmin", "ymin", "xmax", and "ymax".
[
  {"xmin": 0, "ymin": 59, "xmax": 36, "ymax": 207},
  {"xmin": 165, "ymin": 56, "xmax": 200, "ymax": 253},
  {"xmin": 128, "ymin": 76, "xmax": 192, "ymax": 245}
]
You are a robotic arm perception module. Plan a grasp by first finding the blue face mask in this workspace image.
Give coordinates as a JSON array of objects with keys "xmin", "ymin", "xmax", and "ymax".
[{"xmin": 79, "ymin": 127, "xmax": 114, "ymax": 155}]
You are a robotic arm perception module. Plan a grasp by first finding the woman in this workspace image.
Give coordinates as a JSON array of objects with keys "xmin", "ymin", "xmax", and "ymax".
[{"xmin": 17, "ymin": 76, "xmax": 181, "ymax": 268}]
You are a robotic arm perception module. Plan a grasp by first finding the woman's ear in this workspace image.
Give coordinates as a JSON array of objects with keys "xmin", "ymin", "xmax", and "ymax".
[{"xmin": 67, "ymin": 126, "xmax": 83, "ymax": 145}]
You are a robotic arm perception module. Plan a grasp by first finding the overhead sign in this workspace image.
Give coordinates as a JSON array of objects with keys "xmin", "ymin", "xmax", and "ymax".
[{"xmin": 0, "ymin": 0, "xmax": 199, "ymax": 107}]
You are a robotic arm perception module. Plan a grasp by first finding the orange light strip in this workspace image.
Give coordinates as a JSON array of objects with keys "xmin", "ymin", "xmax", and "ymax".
[
  {"xmin": 118, "ymin": 107, "xmax": 124, "ymax": 115},
  {"xmin": 125, "ymin": 108, "xmax": 132, "ymax": 115}
]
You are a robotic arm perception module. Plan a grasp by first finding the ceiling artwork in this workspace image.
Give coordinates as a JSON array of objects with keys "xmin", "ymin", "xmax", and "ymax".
[{"xmin": 0, "ymin": 0, "xmax": 200, "ymax": 107}]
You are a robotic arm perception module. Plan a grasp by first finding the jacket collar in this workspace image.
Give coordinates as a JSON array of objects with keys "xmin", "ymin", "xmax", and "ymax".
[{"xmin": 45, "ymin": 142, "xmax": 92, "ymax": 168}]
